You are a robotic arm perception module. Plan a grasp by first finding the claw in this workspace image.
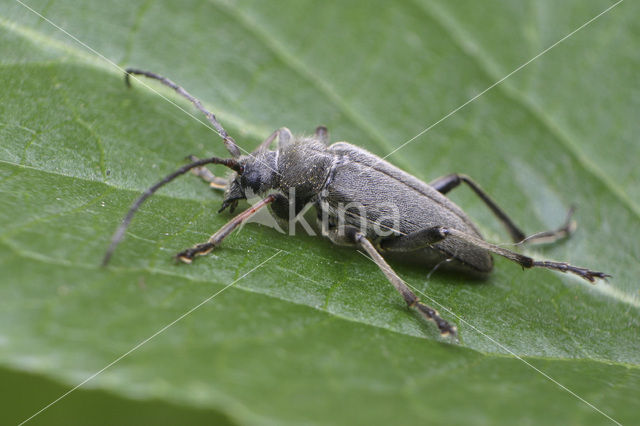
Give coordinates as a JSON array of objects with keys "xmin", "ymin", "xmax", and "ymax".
[{"xmin": 176, "ymin": 243, "xmax": 214, "ymax": 264}]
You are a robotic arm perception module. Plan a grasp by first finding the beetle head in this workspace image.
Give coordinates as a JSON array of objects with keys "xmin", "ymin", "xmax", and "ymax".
[{"xmin": 219, "ymin": 150, "xmax": 279, "ymax": 213}]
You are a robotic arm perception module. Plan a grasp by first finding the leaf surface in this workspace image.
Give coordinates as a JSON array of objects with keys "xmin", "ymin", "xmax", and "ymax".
[{"xmin": 1, "ymin": 1, "xmax": 638, "ymax": 424}]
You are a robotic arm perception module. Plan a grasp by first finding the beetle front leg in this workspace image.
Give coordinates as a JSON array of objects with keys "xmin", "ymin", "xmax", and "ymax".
[
  {"xmin": 352, "ymin": 231, "xmax": 456, "ymax": 336},
  {"xmin": 186, "ymin": 155, "xmax": 229, "ymax": 190},
  {"xmin": 177, "ymin": 194, "xmax": 276, "ymax": 263}
]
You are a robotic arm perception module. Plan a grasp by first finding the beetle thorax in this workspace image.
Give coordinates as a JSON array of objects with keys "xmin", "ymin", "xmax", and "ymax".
[{"xmin": 274, "ymin": 138, "xmax": 334, "ymax": 199}]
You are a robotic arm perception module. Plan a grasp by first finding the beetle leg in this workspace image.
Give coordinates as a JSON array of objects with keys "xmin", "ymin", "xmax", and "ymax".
[
  {"xmin": 443, "ymin": 226, "xmax": 610, "ymax": 282},
  {"xmin": 515, "ymin": 206, "xmax": 577, "ymax": 245},
  {"xmin": 176, "ymin": 194, "xmax": 276, "ymax": 263},
  {"xmin": 253, "ymin": 129, "xmax": 279, "ymax": 153},
  {"xmin": 102, "ymin": 156, "xmax": 243, "ymax": 266},
  {"xmin": 354, "ymin": 231, "xmax": 457, "ymax": 336},
  {"xmin": 253, "ymin": 126, "xmax": 299, "ymax": 152},
  {"xmin": 388, "ymin": 226, "xmax": 609, "ymax": 283},
  {"xmin": 315, "ymin": 126, "xmax": 329, "ymax": 145},
  {"xmin": 380, "ymin": 227, "xmax": 448, "ymax": 252},
  {"xmin": 186, "ymin": 155, "xmax": 229, "ymax": 190},
  {"xmin": 428, "ymin": 173, "xmax": 466, "ymax": 194},
  {"xmin": 429, "ymin": 174, "xmax": 527, "ymax": 242},
  {"xmin": 429, "ymin": 173, "xmax": 578, "ymax": 245}
]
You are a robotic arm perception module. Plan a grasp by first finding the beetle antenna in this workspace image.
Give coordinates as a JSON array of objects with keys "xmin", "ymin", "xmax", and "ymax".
[
  {"xmin": 102, "ymin": 156, "xmax": 243, "ymax": 266},
  {"xmin": 125, "ymin": 68, "xmax": 242, "ymax": 159}
]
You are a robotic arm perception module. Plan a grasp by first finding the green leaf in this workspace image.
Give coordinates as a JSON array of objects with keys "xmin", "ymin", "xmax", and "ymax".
[{"xmin": 1, "ymin": 0, "xmax": 638, "ymax": 424}]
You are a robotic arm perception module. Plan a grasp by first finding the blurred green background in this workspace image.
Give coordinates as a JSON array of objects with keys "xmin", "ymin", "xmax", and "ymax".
[{"xmin": 1, "ymin": 0, "xmax": 638, "ymax": 424}]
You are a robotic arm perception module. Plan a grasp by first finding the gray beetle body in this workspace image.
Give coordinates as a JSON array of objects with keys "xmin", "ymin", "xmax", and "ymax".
[
  {"xmin": 234, "ymin": 136, "xmax": 492, "ymax": 275},
  {"xmin": 105, "ymin": 69, "xmax": 609, "ymax": 336}
]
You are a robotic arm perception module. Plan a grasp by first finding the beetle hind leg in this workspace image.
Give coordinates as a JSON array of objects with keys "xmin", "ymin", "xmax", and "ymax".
[
  {"xmin": 380, "ymin": 225, "xmax": 608, "ymax": 282},
  {"xmin": 417, "ymin": 226, "xmax": 609, "ymax": 283},
  {"xmin": 429, "ymin": 173, "xmax": 577, "ymax": 245},
  {"xmin": 516, "ymin": 206, "xmax": 577, "ymax": 246}
]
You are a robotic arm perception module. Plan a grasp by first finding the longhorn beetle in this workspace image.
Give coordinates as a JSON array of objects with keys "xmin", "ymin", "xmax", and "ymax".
[{"xmin": 103, "ymin": 69, "xmax": 610, "ymax": 336}]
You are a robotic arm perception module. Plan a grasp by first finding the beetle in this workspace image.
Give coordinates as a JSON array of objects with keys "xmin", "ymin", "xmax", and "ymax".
[{"xmin": 103, "ymin": 69, "xmax": 610, "ymax": 336}]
